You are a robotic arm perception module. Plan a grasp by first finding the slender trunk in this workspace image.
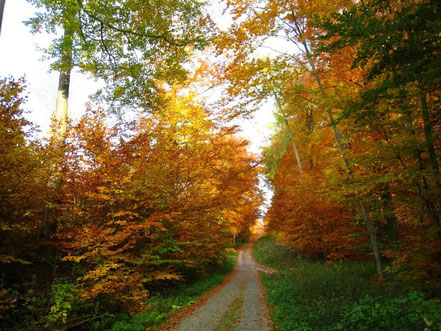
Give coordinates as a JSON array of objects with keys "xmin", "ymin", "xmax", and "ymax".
[
  {"xmin": 312, "ymin": 215, "xmax": 327, "ymax": 261},
  {"xmin": 275, "ymin": 95, "xmax": 303, "ymax": 173},
  {"xmin": 415, "ymin": 179, "xmax": 440, "ymax": 226},
  {"xmin": 274, "ymin": 94, "xmax": 329, "ymax": 259},
  {"xmin": 420, "ymin": 89, "xmax": 440, "ymax": 177},
  {"xmin": 406, "ymin": 110, "xmax": 441, "ymax": 228},
  {"xmin": 307, "ymin": 57, "xmax": 351, "ymax": 167},
  {"xmin": 0, "ymin": 0, "xmax": 5, "ymax": 35},
  {"xmin": 302, "ymin": 41, "xmax": 384, "ymax": 279},
  {"xmin": 358, "ymin": 200, "xmax": 383, "ymax": 278},
  {"xmin": 420, "ymin": 89, "xmax": 441, "ymax": 228},
  {"xmin": 48, "ymin": 28, "xmax": 72, "ymax": 187},
  {"xmin": 372, "ymin": 202, "xmax": 383, "ymax": 242},
  {"xmin": 284, "ymin": 118, "xmax": 303, "ymax": 173},
  {"xmin": 419, "ymin": 90, "xmax": 441, "ymax": 247},
  {"xmin": 413, "ymin": 151, "xmax": 439, "ymax": 227}
]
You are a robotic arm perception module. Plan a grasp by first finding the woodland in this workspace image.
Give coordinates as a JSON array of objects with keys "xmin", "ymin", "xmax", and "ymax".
[{"xmin": 1, "ymin": 0, "xmax": 441, "ymax": 330}]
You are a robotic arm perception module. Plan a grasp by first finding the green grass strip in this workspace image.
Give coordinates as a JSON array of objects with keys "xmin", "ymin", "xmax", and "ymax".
[{"xmin": 214, "ymin": 286, "xmax": 245, "ymax": 331}]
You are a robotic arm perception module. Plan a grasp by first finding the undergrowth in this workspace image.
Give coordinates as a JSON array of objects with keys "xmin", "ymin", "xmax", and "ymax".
[
  {"xmin": 91, "ymin": 250, "xmax": 237, "ymax": 331},
  {"xmin": 254, "ymin": 237, "xmax": 441, "ymax": 331}
]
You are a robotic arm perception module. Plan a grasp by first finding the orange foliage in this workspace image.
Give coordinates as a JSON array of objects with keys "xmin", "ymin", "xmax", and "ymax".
[
  {"xmin": 51, "ymin": 93, "xmax": 260, "ymax": 311},
  {"xmin": 0, "ymin": 78, "xmax": 261, "ymax": 317}
]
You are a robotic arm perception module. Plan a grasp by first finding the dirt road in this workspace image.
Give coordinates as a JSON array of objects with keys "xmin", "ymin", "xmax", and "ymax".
[{"xmin": 168, "ymin": 244, "xmax": 272, "ymax": 331}]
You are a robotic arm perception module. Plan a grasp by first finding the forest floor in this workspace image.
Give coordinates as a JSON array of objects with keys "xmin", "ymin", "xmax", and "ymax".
[{"xmin": 164, "ymin": 243, "xmax": 273, "ymax": 331}]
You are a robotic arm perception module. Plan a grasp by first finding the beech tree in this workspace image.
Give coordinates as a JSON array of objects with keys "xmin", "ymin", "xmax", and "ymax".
[
  {"xmin": 0, "ymin": 77, "xmax": 55, "ymax": 319},
  {"xmin": 0, "ymin": 76, "xmax": 261, "ymax": 326},
  {"xmin": 258, "ymin": 0, "xmax": 441, "ymax": 287},
  {"xmin": 26, "ymin": 0, "xmax": 210, "ymax": 137},
  {"xmin": 216, "ymin": 0, "xmax": 384, "ymax": 278},
  {"xmin": 317, "ymin": 0, "xmax": 441, "ymax": 284},
  {"xmin": 320, "ymin": 0, "xmax": 441, "ymax": 230}
]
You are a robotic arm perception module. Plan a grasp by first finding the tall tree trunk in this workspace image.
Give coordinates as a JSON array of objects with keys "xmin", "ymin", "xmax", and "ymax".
[
  {"xmin": 47, "ymin": 27, "xmax": 73, "ymax": 236},
  {"xmin": 311, "ymin": 206, "xmax": 327, "ymax": 261},
  {"xmin": 420, "ymin": 89, "xmax": 441, "ymax": 229},
  {"xmin": 52, "ymin": 28, "xmax": 73, "ymax": 141},
  {"xmin": 420, "ymin": 89, "xmax": 440, "ymax": 179},
  {"xmin": 412, "ymin": 152, "xmax": 440, "ymax": 227},
  {"xmin": 284, "ymin": 117, "xmax": 303, "ymax": 173},
  {"xmin": 275, "ymin": 96, "xmax": 303, "ymax": 173},
  {"xmin": 300, "ymin": 37, "xmax": 384, "ymax": 279},
  {"xmin": 53, "ymin": 70, "xmax": 71, "ymax": 138},
  {"xmin": 406, "ymin": 108, "xmax": 441, "ymax": 228},
  {"xmin": 0, "ymin": 0, "xmax": 5, "ymax": 35}
]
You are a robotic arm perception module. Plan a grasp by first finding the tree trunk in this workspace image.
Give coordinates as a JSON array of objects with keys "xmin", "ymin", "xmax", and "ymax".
[
  {"xmin": 0, "ymin": 0, "xmax": 5, "ymax": 35},
  {"xmin": 275, "ymin": 95, "xmax": 303, "ymax": 173},
  {"xmin": 420, "ymin": 89, "xmax": 441, "ymax": 230},
  {"xmin": 284, "ymin": 117, "xmax": 303, "ymax": 173},
  {"xmin": 312, "ymin": 207, "xmax": 327, "ymax": 262},
  {"xmin": 301, "ymin": 40, "xmax": 384, "ymax": 279},
  {"xmin": 420, "ymin": 89, "xmax": 440, "ymax": 179},
  {"xmin": 359, "ymin": 200, "xmax": 384, "ymax": 278},
  {"xmin": 52, "ymin": 28, "xmax": 73, "ymax": 141},
  {"xmin": 46, "ymin": 27, "xmax": 73, "ymax": 236},
  {"xmin": 53, "ymin": 70, "xmax": 71, "ymax": 137},
  {"xmin": 406, "ymin": 108, "xmax": 441, "ymax": 228},
  {"xmin": 274, "ymin": 94, "xmax": 330, "ymax": 260}
]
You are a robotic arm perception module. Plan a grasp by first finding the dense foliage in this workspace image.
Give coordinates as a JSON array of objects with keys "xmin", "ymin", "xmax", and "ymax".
[
  {"xmin": 216, "ymin": 0, "xmax": 441, "ymax": 291},
  {"xmin": 2, "ymin": 0, "xmax": 441, "ymax": 329},
  {"xmin": 0, "ymin": 77, "xmax": 259, "ymax": 329}
]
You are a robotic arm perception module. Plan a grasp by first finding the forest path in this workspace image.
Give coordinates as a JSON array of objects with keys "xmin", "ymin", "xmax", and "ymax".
[{"xmin": 166, "ymin": 243, "xmax": 272, "ymax": 331}]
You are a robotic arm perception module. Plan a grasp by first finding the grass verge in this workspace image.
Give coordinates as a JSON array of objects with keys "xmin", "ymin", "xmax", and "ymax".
[
  {"xmin": 92, "ymin": 250, "xmax": 237, "ymax": 331},
  {"xmin": 254, "ymin": 237, "xmax": 441, "ymax": 331},
  {"xmin": 214, "ymin": 292, "xmax": 244, "ymax": 331}
]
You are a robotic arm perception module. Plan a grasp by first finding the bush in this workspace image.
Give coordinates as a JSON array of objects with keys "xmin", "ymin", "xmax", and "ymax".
[
  {"xmin": 338, "ymin": 292, "xmax": 441, "ymax": 331},
  {"xmin": 46, "ymin": 283, "xmax": 76, "ymax": 328}
]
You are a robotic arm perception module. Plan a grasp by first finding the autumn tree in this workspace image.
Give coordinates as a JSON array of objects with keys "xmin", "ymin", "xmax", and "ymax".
[
  {"xmin": 0, "ymin": 71, "xmax": 261, "ymax": 327},
  {"xmin": 263, "ymin": 86, "xmax": 370, "ymax": 262},
  {"xmin": 215, "ymin": 0, "xmax": 386, "ymax": 277},
  {"xmin": 317, "ymin": 0, "xmax": 441, "ymax": 286},
  {"xmin": 0, "ymin": 77, "xmax": 54, "ymax": 320},
  {"xmin": 47, "ymin": 88, "xmax": 261, "ymax": 314}
]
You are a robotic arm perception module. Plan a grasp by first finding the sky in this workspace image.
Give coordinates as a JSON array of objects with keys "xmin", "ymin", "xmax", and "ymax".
[
  {"xmin": 0, "ymin": 0, "xmax": 275, "ymax": 215},
  {"xmin": 0, "ymin": 0, "xmax": 106, "ymax": 133}
]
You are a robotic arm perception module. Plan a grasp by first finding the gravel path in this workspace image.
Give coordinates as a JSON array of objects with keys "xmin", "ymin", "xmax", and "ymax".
[{"xmin": 169, "ymin": 243, "xmax": 272, "ymax": 331}]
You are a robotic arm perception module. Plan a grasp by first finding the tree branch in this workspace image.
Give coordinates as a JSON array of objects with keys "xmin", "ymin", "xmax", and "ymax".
[{"xmin": 76, "ymin": 0, "xmax": 187, "ymax": 47}]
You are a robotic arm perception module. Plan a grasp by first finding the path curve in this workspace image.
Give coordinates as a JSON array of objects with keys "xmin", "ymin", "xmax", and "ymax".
[{"xmin": 167, "ymin": 243, "xmax": 272, "ymax": 331}]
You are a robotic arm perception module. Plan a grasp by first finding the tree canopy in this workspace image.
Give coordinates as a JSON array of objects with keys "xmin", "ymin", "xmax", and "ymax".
[{"xmin": 26, "ymin": 0, "xmax": 211, "ymax": 111}]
